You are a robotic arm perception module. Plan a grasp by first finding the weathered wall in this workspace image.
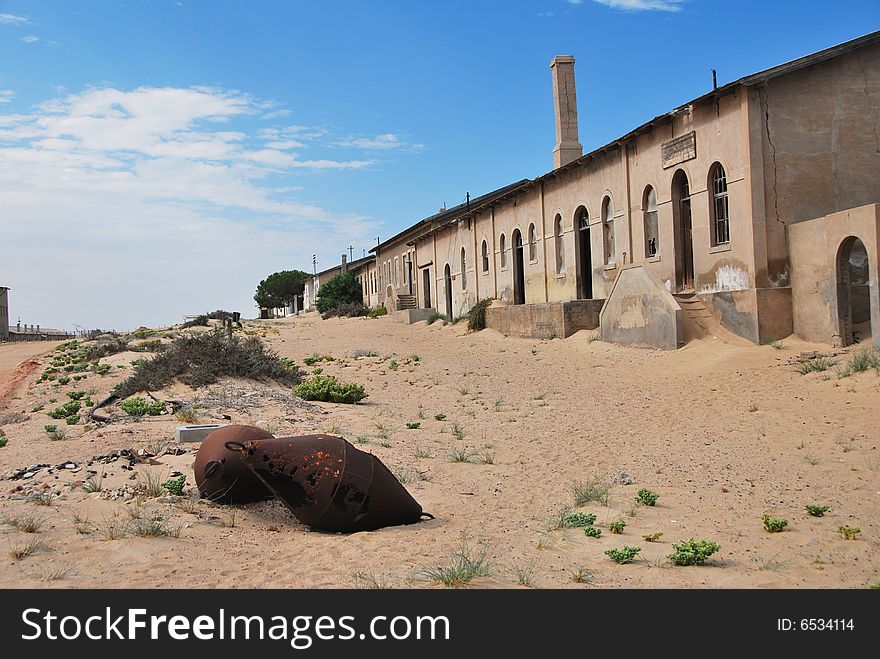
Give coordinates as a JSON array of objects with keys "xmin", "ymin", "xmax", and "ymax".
[
  {"xmin": 599, "ymin": 265, "xmax": 683, "ymax": 349},
  {"xmin": 789, "ymin": 204, "xmax": 880, "ymax": 346},
  {"xmin": 485, "ymin": 299, "xmax": 603, "ymax": 339},
  {"xmin": 700, "ymin": 287, "xmax": 792, "ymax": 344},
  {"xmin": 0, "ymin": 289, "xmax": 8, "ymax": 340}
]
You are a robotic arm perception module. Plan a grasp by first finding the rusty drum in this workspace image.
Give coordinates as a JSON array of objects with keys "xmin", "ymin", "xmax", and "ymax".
[
  {"xmin": 194, "ymin": 425, "xmax": 275, "ymax": 504},
  {"xmin": 231, "ymin": 434, "xmax": 429, "ymax": 532}
]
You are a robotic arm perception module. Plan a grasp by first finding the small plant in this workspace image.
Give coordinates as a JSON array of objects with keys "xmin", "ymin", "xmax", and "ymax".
[
  {"xmin": 635, "ymin": 488, "xmax": 659, "ymax": 506},
  {"xmin": 0, "ymin": 434, "xmax": 7, "ymax": 448},
  {"xmin": 349, "ymin": 569, "xmax": 389, "ymax": 589},
  {"xmin": 82, "ymin": 472, "xmax": 104, "ymax": 492},
  {"xmin": 5, "ymin": 513, "xmax": 43, "ymax": 533},
  {"xmin": 509, "ymin": 562, "xmax": 535, "ymax": 587},
  {"xmin": 609, "ymin": 519, "xmax": 626, "ymax": 534},
  {"xmin": 293, "ymin": 375, "xmax": 367, "ymax": 403},
  {"xmin": 57, "ymin": 376, "xmax": 70, "ymax": 385},
  {"xmin": 584, "ymin": 526, "xmax": 602, "ymax": 538},
  {"xmin": 766, "ymin": 339, "xmax": 785, "ymax": 350},
  {"xmin": 451, "ymin": 423, "xmax": 466, "ymax": 441},
  {"xmin": 367, "ymin": 306, "xmax": 388, "ymax": 319},
  {"xmin": 838, "ymin": 525, "xmax": 861, "ymax": 540},
  {"xmin": 448, "ymin": 447, "xmax": 476, "ymax": 463},
  {"xmin": 405, "ymin": 422, "xmax": 421, "ymax": 430},
  {"xmin": 303, "ymin": 354, "xmax": 335, "ymax": 366},
  {"xmin": 427, "ymin": 312, "xmax": 448, "ymax": 325},
  {"xmin": 434, "ymin": 413, "xmax": 446, "ymax": 421},
  {"xmin": 668, "ymin": 538, "xmax": 721, "ymax": 566},
  {"xmin": 762, "ymin": 515, "xmax": 789, "ymax": 533},
  {"xmin": 130, "ymin": 511, "xmax": 182, "ymax": 538},
  {"xmin": 162, "ymin": 475, "xmax": 186, "ymax": 496},
  {"xmin": 139, "ymin": 470, "xmax": 166, "ymax": 498},
  {"xmin": 643, "ymin": 532, "xmax": 663, "ymax": 543},
  {"xmin": 605, "ymin": 546, "xmax": 641, "ymax": 564},
  {"xmin": 388, "ymin": 359, "xmax": 399, "ymax": 370},
  {"xmin": 65, "ymin": 414, "xmax": 80, "ymax": 425},
  {"xmin": 413, "ymin": 447, "xmax": 433, "ymax": 459},
  {"xmin": 95, "ymin": 363, "xmax": 111, "ymax": 376},
  {"xmin": 795, "ymin": 357, "xmax": 837, "ymax": 375},
  {"xmin": 312, "ymin": 367, "xmax": 323, "ymax": 375},
  {"xmin": 176, "ymin": 407, "xmax": 200, "ymax": 423},
  {"xmin": 805, "ymin": 504, "xmax": 830, "ymax": 517},
  {"xmin": 66, "ymin": 391, "xmax": 86, "ymax": 400},
  {"xmin": 44, "ymin": 424, "xmax": 57, "ymax": 433},
  {"xmin": 570, "ymin": 566, "xmax": 593, "ymax": 583},
  {"xmin": 466, "ymin": 298, "xmax": 493, "ymax": 332},
  {"xmin": 9, "ymin": 538, "xmax": 47, "ymax": 560},
  {"xmin": 47, "ymin": 400, "xmax": 81, "ymax": 419},
  {"xmin": 562, "ymin": 512, "xmax": 597, "ymax": 528},
  {"xmin": 570, "ymin": 477, "xmax": 610, "ymax": 506},
  {"xmin": 804, "ymin": 453, "xmax": 820, "ymax": 465},
  {"xmin": 121, "ymin": 397, "xmax": 165, "ymax": 417},
  {"xmin": 421, "ymin": 541, "xmax": 492, "ymax": 587}
]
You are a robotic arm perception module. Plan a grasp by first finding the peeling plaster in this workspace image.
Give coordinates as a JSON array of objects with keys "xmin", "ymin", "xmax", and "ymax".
[{"xmin": 699, "ymin": 264, "xmax": 750, "ymax": 294}]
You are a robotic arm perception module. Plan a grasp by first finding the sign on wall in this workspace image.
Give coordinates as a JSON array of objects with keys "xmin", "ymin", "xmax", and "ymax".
[{"xmin": 661, "ymin": 131, "xmax": 697, "ymax": 169}]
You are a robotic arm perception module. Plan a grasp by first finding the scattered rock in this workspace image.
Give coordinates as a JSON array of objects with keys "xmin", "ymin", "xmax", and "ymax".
[{"xmin": 612, "ymin": 470, "xmax": 634, "ymax": 485}]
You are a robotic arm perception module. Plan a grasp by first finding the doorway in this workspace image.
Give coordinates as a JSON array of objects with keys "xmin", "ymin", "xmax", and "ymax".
[
  {"xmin": 423, "ymin": 268, "xmax": 432, "ymax": 308},
  {"xmin": 444, "ymin": 264, "xmax": 453, "ymax": 318},
  {"xmin": 836, "ymin": 236, "xmax": 871, "ymax": 346},
  {"xmin": 672, "ymin": 169, "xmax": 695, "ymax": 290},
  {"xmin": 512, "ymin": 229, "xmax": 525, "ymax": 305},
  {"xmin": 575, "ymin": 206, "xmax": 592, "ymax": 299}
]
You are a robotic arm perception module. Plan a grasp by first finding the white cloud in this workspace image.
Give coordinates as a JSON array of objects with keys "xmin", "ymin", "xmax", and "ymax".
[
  {"xmin": 334, "ymin": 132, "xmax": 422, "ymax": 151},
  {"xmin": 0, "ymin": 90, "xmax": 14, "ymax": 104},
  {"xmin": 0, "ymin": 85, "xmax": 389, "ymax": 330},
  {"xmin": 21, "ymin": 34, "xmax": 61, "ymax": 46},
  {"xmin": 0, "ymin": 12, "xmax": 29, "ymax": 25},
  {"xmin": 591, "ymin": 0, "xmax": 684, "ymax": 11},
  {"xmin": 21, "ymin": 35, "xmax": 39, "ymax": 43}
]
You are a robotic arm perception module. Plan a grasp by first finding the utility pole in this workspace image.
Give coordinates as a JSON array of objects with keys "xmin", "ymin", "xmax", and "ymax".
[{"xmin": 348, "ymin": 245, "xmax": 354, "ymax": 261}]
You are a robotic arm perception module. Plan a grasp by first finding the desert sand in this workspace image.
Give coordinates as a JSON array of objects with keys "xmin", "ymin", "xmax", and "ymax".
[{"xmin": 0, "ymin": 315, "xmax": 877, "ymax": 588}]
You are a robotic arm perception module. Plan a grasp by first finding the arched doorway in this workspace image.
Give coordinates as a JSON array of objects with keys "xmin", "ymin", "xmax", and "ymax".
[
  {"xmin": 574, "ymin": 206, "xmax": 592, "ymax": 299},
  {"xmin": 672, "ymin": 169, "xmax": 695, "ymax": 290},
  {"xmin": 836, "ymin": 236, "xmax": 871, "ymax": 346},
  {"xmin": 512, "ymin": 229, "xmax": 525, "ymax": 304},
  {"xmin": 423, "ymin": 268, "xmax": 432, "ymax": 309},
  {"xmin": 444, "ymin": 264, "xmax": 453, "ymax": 318}
]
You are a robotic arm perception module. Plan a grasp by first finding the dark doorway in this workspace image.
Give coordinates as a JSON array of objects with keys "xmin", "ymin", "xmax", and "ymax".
[
  {"xmin": 512, "ymin": 229, "xmax": 525, "ymax": 305},
  {"xmin": 407, "ymin": 259, "xmax": 413, "ymax": 295},
  {"xmin": 423, "ymin": 268, "xmax": 432, "ymax": 309},
  {"xmin": 575, "ymin": 206, "xmax": 592, "ymax": 299},
  {"xmin": 837, "ymin": 236, "xmax": 871, "ymax": 346},
  {"xmin": 672, "ymin": 169, "xmax": 695, "ymax": 290},
  {"xmin": 444, "ymin": 264, "xmax": 453, "ymax": 318}
]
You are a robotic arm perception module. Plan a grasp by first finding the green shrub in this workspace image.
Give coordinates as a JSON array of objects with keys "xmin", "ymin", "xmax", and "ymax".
[
  {"xmin": 315, "ymin": 273, "xmax": 363, "ymax": 314},
  {"xmin": 405, "ymin": 422, "xmax": 421, "ymax": 429},
  {"xmin": 47, "ymin": 401, "xmax": 81, "ymax": 419},
  {"xmin": 95, "ymin": 363, "xmax": 111, "ymax": 376},
  {"xmin": 434, "ymin": 413, "xmax": 446, "ymax": 421},
  {"xmin": 466, "ymin": 298, "xmax": 494, "ymax": 332},
  {"xmin": 838, "ymin": 525, "xmax": 860, "ymax": 540},
  {"xmin": 635, "ymin": 488, "xmax": 659, "ymax": 506},
  {"xmin": 65, "ymin": 414, "xmax": 80, "ymax": 425},
  {"xmin": 668, "ymin": 538, "xmax": 721, "ymax": 566},
  {"xmin": 121, "ymin": 397, "xmax": 165, "ymax": 417},
  {"xmin": 367, "ymin": 306, "xmax": 388, "ymax": 318},
  {"xmin": 795, "ymin": 357, "xmax": 837, "ymax": 375},
  {"xmin": 609, "ymin": 519, "xmax": 626, "ymax": 534},
  {"xmin": 44, "ymin": 424, "xmax": 57, "ymax": 433},
  {"xmin": 303, "ymin": 354, "xmax": 335, "ymax": 366},
  {"xmin": 114, "ymin": 333, "xmax": 300, "ymax": 398},
  {"xmin": 162, "ymin": 475, "xmax": 186, "ymax": 496},
  {"xmin": 605, "ymin": 546, "xmax": 641, "ymax": 564},
  {"xmin": 181, "ymin": 315, "xmax": 209, "ymax": 328},
  {"xmin": 805, "ymin": 504, "xmax": 830, "ymax": 517},
  {"xmin": 0, "ymin": 432, "xmax": 6, "ymax": 448},
  {"xmin": 762, "ymin": 515, "xmax": 789, "ymax": 533},
  {"xmin": 584, "ymin": 526, "xmax": 602, "ymax": 538},
  {"xmin": 321, "ymin": 302, "xmax": 369, "ymax": 319},
  {"xmin": 562, "ymin": 512, "xmax": 597, "ymax": 528},
  {"xmin": 293, "ymin": 375, "xmax": 367, "ymax": 404},
  {"xmin": 57, "ymin": 376, "xmax": 70, "ymax": 385},
  {"xmin": 67, "ymin": 391, "xmax": 86, "ymax": 401}
]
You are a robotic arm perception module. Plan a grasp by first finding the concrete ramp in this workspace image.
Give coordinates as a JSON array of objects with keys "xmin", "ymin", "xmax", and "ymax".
[{"xmin": 600, "ymin": 265, "xmax": 683, "ymax": 349}]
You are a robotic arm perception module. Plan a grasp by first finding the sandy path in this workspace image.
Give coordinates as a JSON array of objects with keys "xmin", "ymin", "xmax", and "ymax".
[{"xmin": 0, "ymin": 341, "xmax": 63, "ymax": 411}]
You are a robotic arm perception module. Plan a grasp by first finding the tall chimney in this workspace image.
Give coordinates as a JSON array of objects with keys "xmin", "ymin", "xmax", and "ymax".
[
  {"xmin": 550, "ymin": 55, "xmax": 582, "ymax": 169},
  {"xmin": 341, "ymin": 254, "xmax": 347, "ymax": 273}
]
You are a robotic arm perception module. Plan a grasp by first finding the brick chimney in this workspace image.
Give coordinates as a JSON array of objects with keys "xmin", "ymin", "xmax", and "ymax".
[
  {"xmin": 341, "ymin": 254, "xmax": 348, "ymax": 273},
  {"xmin": 550, "ymin": 55, "xmax": 582, "ymax": 169}
]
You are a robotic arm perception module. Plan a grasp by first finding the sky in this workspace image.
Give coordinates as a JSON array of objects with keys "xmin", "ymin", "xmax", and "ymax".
[{"xmin": 1, "ymin": 0, "xmax": 878, "ymax": 331}]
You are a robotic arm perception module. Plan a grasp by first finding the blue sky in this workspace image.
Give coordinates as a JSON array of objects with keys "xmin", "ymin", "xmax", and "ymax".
[{"xmin": 1, "ymin": 0, "xmax": 878, "ymax": 330}]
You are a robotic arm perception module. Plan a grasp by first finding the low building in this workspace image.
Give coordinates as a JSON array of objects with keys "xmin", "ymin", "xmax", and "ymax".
[{"xmin": 0, "ymin": 287, "xmax": 9, "ymax": 340}]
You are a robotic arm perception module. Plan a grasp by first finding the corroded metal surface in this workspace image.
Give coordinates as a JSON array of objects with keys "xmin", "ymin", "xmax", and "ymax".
[
  {"xmin": 232, "ymin": 434, "xmax": 426, "ymax": 532},
  {"xmin": 194, "ymin": 425, "xmax": 275, "ymax": 504}
]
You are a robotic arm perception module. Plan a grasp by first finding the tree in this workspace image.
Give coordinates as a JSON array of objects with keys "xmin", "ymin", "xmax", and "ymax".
[
  {"xmin": 254, "ymin": 270, "xmax": 310, "ymax": 309},
  {"xmin": 315, "ymin": 272, "xmax": 363, "ymax": 313}
]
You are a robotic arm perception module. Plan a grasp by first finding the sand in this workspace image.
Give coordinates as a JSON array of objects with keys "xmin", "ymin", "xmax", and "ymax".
[{"xmin": 0, "ymin": 316, "xmax": 877, "ymax": 588}]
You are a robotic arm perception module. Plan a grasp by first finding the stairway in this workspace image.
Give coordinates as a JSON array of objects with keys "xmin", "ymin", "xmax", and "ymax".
[
  {"xmin": 672, "ymin": 292, "xmax": 745, "ymax": 344},
  {"xmin": 396, "ymin": 294, "xmax": 417, "ymax": 311}
]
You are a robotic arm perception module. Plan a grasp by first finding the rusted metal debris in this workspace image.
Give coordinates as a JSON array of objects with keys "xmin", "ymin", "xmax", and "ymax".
[
  {"xmin": 229, "ymin": 434, "xmax": 430, "ymax": 532},
  {"xmin": 194, "ymin": 425, "xmax": 275, "ymax": 504}
]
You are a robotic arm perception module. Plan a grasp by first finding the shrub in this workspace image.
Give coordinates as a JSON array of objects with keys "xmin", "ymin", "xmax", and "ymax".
[
  {"xmin": 605, "ymin": 546, "xmax": 641, "ymax": 564},
  {"xmin": 162, "ymin": 475, "xmax": 186, "ymax": 496},
  {"xmin": 114, "ymin": 333, "xmax": 300, "ymax": 398},
  {"xmin": 562, "ymin": 512, "xmax": 597, "ymax": 528},
  {"xmin": 95, "ymin": 363, "xmax": 111, "ymax": 376},
  {"xmin": 635, "ymin": 488, "xmax": 659, "ymax": 506},
  {"xmin": 427, "ymin": 312, "xmax": 448, "ymax": 325},
  {"xmin": 584, "ymin": 526, "xmax": 602, "ymax": 538},
  {"xmin": 838, "ymin": 525, "xmax": 861, "ymax": 540},
  {"xmin": 609, "ymin": 519, "xmax": 626, "ymax": 534},
  {"xmin": 66, "ymin": 391, "xmax": 86, "ymax": 401},
  {"xmin": 367, "ymin": 306, "xmax": 388, "ymax": 318},
  {"xmin": 467, "ymin": 298, "xmax": 494, "ymax": 332},
  {"xmin": 303, "ymin": 354, "xmax": 334, "ymax": 366},
  {"xmin": 57, "ymin": 376, "xmax": 71, "ymax": 385},
  {"xmin": 321, "ymin": 302, "xmax": 369, "ymax": 319},
  {"xmin": 668, "ymin": 538, "xmax": 721, "ymax": 566},
  {"xmin": 181, "ymin": 315, "xmax": 209, "ymax": 329},
  {"xmin": 315, "ymin": 273, "xmax": 363, "ymax": 314},
  {"xmin": 121, "ymin": 397, "xmax": 165, "ymax": 417},
  {"xmin": 65, "ymin": 414, "xmax": 80, "ymax": 425},
  {"xmin": 762, "ymin": 515, "xmax": 789, "ymax": 533},
  {"xmin": 293, "ymin": 375, "xmax": 367, "ymax": 404},
  {"xmin": 571, "ymin": 477, "xmax": 610, "ymax": 506},
  {"xmin": 47, "ymin": 401, "xmax": 81, "ymax": 419},
  {"xmin": 405, "ymin": 422, "xmax": 421, "ymax": 430},
  {"xmin": 44, "ymin": 424, "xmax": 57, "ymax": 433},
  {"xmin": 0, "ymin": 433, "xmax": 6, "ymax": 448},
  {"xmin": 805, "ymin": 504, "xmax": 830, "ymax": 517},
  {"xmin": 795, "ymin": 357, "xmax": 837, "ymax": 375},
  {"xmin": 434, "ymin": 413, "xmax": 446, "ymax": 421}
]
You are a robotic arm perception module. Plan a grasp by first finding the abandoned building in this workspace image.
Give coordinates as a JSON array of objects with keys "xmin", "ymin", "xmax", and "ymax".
[
  {"xmin": 305, "ymin": 30, "xmax": 880, "ymax": 350},
  {"xmin": 0, "ymin": 286, "xmax": 9, "ymax": 341}
]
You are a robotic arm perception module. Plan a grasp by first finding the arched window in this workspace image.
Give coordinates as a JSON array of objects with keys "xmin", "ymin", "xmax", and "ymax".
[
  {"xmin": 643, "ymin": 186, "xmax": 658, "ymax": 257},
  {"xmin": 710, "ymin": 163, "xmax": 730, "ymax": 245},
  {"xmin": 554, "ymin": 214, "xmax": 564, "ymax": 274},
  {"xmin": 528, "ymin": 223, "xmax": 537, "ymax": 261},
  {"xmin": 499, "ymin": 234, "xmax": 507, "ymax": 268},
  {"xmin": 460, "ymin": 247, "xmax": 467, "ymax": 290},
  {"xmin": 481, "ymin": 240, "xmax": 489, "ymax": 273},
  {"xmin": 602, "ymin": 196, "xmax": 615, "ymax": 265}
]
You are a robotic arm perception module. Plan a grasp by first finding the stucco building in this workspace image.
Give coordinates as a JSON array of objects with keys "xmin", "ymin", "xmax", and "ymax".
[
  {"xmin": 312, "ymin": 31, "xmax": 880, "ymax": 349},
  {"xmin": 0, "ymin": 287, "xmax": 9, "ymax": 340}
]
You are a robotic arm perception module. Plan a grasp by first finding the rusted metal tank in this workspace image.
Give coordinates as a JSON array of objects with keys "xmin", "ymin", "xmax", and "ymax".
[
  {"xmin": 229, "ymin": 434, "xmax": 430, "ymax": 532},
  {"xmin": 194, "ymin": 425, "xmax": 275, "ymax": 503}
]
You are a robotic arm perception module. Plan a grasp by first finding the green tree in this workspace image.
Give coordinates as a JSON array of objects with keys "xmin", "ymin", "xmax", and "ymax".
[
  {"xmin": 254, "ymin": 270, "xmax": 310, "ymax": 309},
  {"xmin": 315, "ymin": 272, "xmax": 363, "ymax": 313}
]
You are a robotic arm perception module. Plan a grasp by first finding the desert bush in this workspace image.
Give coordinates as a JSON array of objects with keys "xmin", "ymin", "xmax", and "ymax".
[
  {"xmin": 584, "ymin": 526, "xmax": 602, "ymax": 538},
  {"xmin": 635, "ymin": 488, "xmax": 659, "ymax": 506},
  {"xmin": 367, "ymin": 307, "xmax": 388, "ymax": 318},
  {"xmin": 838, "ymin": 525, "xmax": 861, "ymax": 540},
  {"xmin": 571, "ymin": 477, "xmax": 610, "ymax": 506},
  {"xmin": 668, "ymin": 538, "xmax": 721, "ymax": 566},
  {"xmin": 176, "ymin": 407, "xmax": 200, "ymax": 423},
  {"xmin": 605, "ymin": 546, "xmax": 641, "ymax": 564},
  {"xmin": 114, "ymin": 333, "xmax": 300, "ymax": 398},
  {"xmin": 181, "ymin": 315, "xmax": 209, "ymax": 328},
  {"xmin": 121, "ymin": 397, "xmax": 165, "ymax": 417},
  {"xmin": 427, "ymin": 312, "xmax": 448, "ymax": 325},
  {"xmin": 795, "ymin": 357, "xmax": 837, "ymax": 375},
  {"xmin": 0, "ymin": 432, "xmax": 7, "ymax": 448},
  {"xmin": 420, "ymin": 541, "xmax": 492, "ymax": 587},
  {"xmin": 66, "ymin": 391, "xmax": 86, "ymax": 401},
  {"xmin": 162, "ymin": 475, "xmax": 186, "ymax": 496},
  {"xmin": 805, "ymin": 504, "xmax": 830, "ymax": 517},
  {"xmin": 321, "ymin": 302, "xmax": 369, "ymax": 319},
  {"xmin": 303, "ymin": 354, "xmax": 335, "ymax": 366},
  {"xmin": 434, "ymin": 413, "xmax": 446, "ymax": 421},
  {"xmin": 57, "ymin": 376, "xmax": 70, "ymax": 385},
  {"xmin": 466, "ymin": 298, "xmax": 494, "ymax": 332},
  {"xmin": 64, "ymin": 414, "xmax": 80, "ymax": 425},
  {"xmin": 562, "ymin": 512, "xmax": 597, "ymax": 528},
  {"xmin": 47, "ymin": 400, "xmax": 81, "ymax": 419},
  {"xmin": 293, "ymin": 375, "xmax": 367, "ymax": 404},
  {"xmin": 94, "ymin": 363, "xmax": 111, "ymax": 376},
  {"xmin": 609, "ymin": 519, "xmax": 626, "ymax": 534},
  {"xmin": 762, "ymin": 515, "xmax": 789, "ymax": 533},
  {"xmin": 316, "ymin": 273, "xmax": 362, "ymax": 314},
  {"xmin": 405, "ymin": 422, "xmax": 421, "ymax": 429}
]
